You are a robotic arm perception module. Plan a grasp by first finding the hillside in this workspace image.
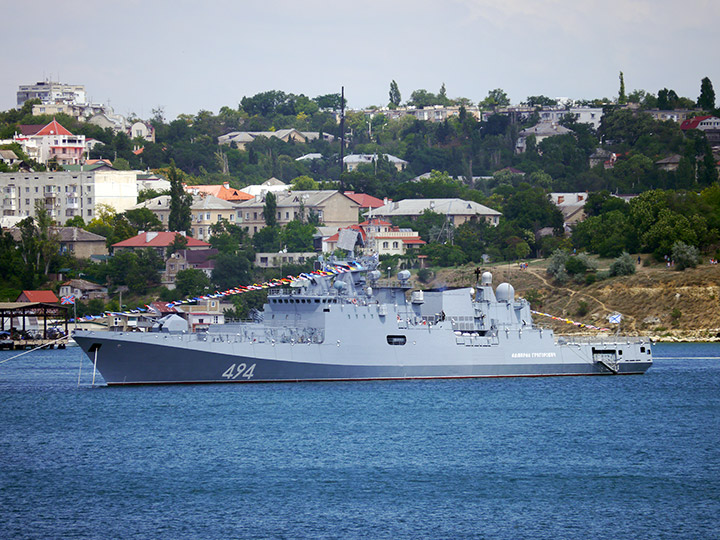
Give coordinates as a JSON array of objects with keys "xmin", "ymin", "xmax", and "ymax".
[{"xmin": 430, "ymin": 258, "xmax": 720, "ymax": 342}]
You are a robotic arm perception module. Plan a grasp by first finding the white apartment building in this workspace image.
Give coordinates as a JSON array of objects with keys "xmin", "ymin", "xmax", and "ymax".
[
  {"xmin": 0, "ymin": 170, "xmax": 138, "ymax": 221},
  {"xmin": 17, "ymin": 81, "xmax": 87, "ymax": 107}
]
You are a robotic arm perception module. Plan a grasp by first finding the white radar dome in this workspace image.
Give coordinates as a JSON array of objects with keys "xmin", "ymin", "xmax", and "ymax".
[
  {"xmin": 495, "ymin": 283, "xmax": 515, "ymax": 302},
  {"xmin": 481, "ymin": 272, "xmax": 493, "ymax": 286}
]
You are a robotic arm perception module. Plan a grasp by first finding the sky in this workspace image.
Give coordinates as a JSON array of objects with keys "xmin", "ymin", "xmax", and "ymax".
[{"xmin": 2, "ymin": 0, "xmax": 719, "ymax": 121}]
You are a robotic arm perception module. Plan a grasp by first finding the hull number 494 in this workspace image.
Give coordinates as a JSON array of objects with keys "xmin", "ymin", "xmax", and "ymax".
[{"xmin": 222, "ymin": 363, "xmax": 256, "ymax": 380}]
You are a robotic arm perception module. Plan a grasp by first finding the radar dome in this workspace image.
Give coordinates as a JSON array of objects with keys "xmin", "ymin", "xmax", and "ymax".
[
  {"xmin": 398, "ymin": 270, "xmax": 411, "ymax": 282},
  {"xmin": 368, "ymin": 270, "xmax": 381, "ymax": 282},
  {"xmin": 495, "ymin": 283, "xmax": 515, "ymax": 302},
  {"xmin": 481, "ymin": 272, "xmax": 493, "ymax": 286}
]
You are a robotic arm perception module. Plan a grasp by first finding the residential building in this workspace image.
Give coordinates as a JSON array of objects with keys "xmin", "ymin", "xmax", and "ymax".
[
  {"xmin": 680, "ymin": 115, "xmax": 720, "ymax": 131},
  {"xmin": 185, "ymin": 182, "xmax": 252, "ymax": 202},
  {"xmin": 127, "ymin": 121, "xmax": 155, "ymax": 143},
  {"xmin": 325, "ymin": 218, "xmax": 425, "ymax": 257},
  {"xmin": 13, "ymin": 119, "xmax": 85, "ymax": 165},
  {"xmin": 163, "ymin": 248, "xmax": 218, "ymax": 289},
  {"xmin": 112, "ymin": 231, "xmax": 211, "ymax": 257},
  {"xmin": 0, "ymin": 169, "xmax": 138, "ymax": 221},
  {"xmin": 175, "ymin": 299, "xmax": 225, "ymax": 332},
  {"xmin": 255, "ymin": 252, "xmax": 317, "ymax": 268},
  {"xmin": 16, "ymin": 290, "xmax": 59, "ymax": 303},
  {"xmin": 343, "ymin": 191, "xmax": 386, "ymax": 214},
  {"xmin": 137, "ymin": 172, "xmax": 171, "ymax": 193},
  {"xmin": 371, "ymin": 198, "xmax": 501, "ymax": 227},
  {"xmin": 56, "ymin": 227, "xmax": 108, "ymax": 258},
  {"xmin": 655, "ymin": 154, "xmax": 682, "ymax": 172},
  {"xmin": 130, "ymin": 194, "xmax": 238, "ymax": 239},
  {"xmin": 343, "ymin": 153, "xmax": 408, "ymax": 172},
  {"xmin": 17, "ymin": 80, "xmax": 86, "ymax": 107},
  {"xmin": 355, "ymin": 105, "xmax": 483, "ymax": 124},
  {"xmin": 516, "ymin": 122, "xmax": 573, "ymax": 153},
  {"xmin": 218, "ymin": 129, "xmax": 334, "ymax": 150},
  {"xmin": 235, "ymin": 190, "xmax": 361, "ymax": 235},
  {"xmin": 645, "ymin": 109, "xmax": 701, "ymax": 124},
  {"xmin": 240, "ymin": 177, "xmax": 290, "ymax": 198},
  {"xmin": 550, "ymin": 192, "xmax": 588, "ymax": 231},
  {"xmin": 0, "ymin": 149, "xmax": 19, "ymax": 166},
  {"xmin": 59, "ymin": 279, "xmax": 108, "ymax": 300},
  {"xmin": 537, "ymin": 108, "xmax": 604, "ymax": 130}
]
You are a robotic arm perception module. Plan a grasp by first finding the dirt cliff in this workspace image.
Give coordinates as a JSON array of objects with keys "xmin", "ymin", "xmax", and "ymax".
[{"xmin": 432, "ymin": 259, "xmax": 720, "ymax": 342}]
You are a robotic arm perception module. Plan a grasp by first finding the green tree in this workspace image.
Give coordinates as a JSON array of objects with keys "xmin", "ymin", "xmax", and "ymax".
[
  {"xmin": 389, "ymin": 80, "xmax": 402, "ymax": 108},
  {"xmin": 175, "ymin": 268, "xmax": 211, "ymax": 297},
  {"xmin": 262, "ymin": 192, "xmax": 278, "ymax": 227},
  {"xmin": 124, "ymin": 207, "xmax": 163, "ymax": 231},
  {"xmin": 618, "ymin": 71, "xmax": 627, "ymax": 105},
  {"xmin": 281, "ymin": 220, "xmax": 316, "ymax": 252},
  {"xmin": 698, "ymin": 77, "xmax": 716, "ymax": 110},
  {"xmin": 526, "ymin": 95, "xmax": 558, "ymax": 107},
  {"xmin": 291, "ymin": 175, "xmax": 319, "ymax": 190},
  {"xmin": 479, "ymin": 88, "xmax": 510, "ymax": 109},
  {"xmin": 168, "ymin": 163, "xmax": 192, "ymax": 234}
]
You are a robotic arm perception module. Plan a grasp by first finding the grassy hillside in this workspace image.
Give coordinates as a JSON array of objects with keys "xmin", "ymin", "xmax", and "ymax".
[{"xmin": 428, "ymin": 257, "xmax": 720, "ymax": 342}]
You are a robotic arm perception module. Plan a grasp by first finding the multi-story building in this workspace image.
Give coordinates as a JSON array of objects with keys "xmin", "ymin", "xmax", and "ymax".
[
  {"xmin": 0, "ymin": 169, "xmax": 138, "ymax": 221},
  {"xmin": 13, "ymin": 119, "xmax": 85, "ymax": 165},
  {"xmin": 371, "ymin": 198, "xmax": 501, "ymax": 228},
  {"xmin": 235, "ymin": 190, "xmax": 360, "ymax": 235},
  {"xmin": 343, "ymin": 154, "xmax": 408, "ymax": 172},
  {"xmin": 130, "ymin": 194, "xmax": 238, "ymax": 239},
  {"xmin": 17, "ymin": 80, "xmax": 86, "ymax": 107},
  {"xmin": 324, "ymin": 218, "xmax": 425, "ymax": 256}
]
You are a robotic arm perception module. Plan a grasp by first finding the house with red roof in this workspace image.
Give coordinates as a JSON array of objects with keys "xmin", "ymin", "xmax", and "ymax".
[
  {"xmin": 343, "ymin": 191, "xmax": 387, "ymax": 214},
  {"xmin": 680, "ymin": 116, "xmax": 720, "ymax": 131},
  {"xmin": 112, "ymin": 232, "xmax": 211, "ymax": 258},
  {"xmin": 16, "ymin": 290, "xmax": 60, "ymax": 303},
  {"xmin": 325, "ymin": 218, "xmax": 425, "ymax": 256},
  {"xmin": 13, "ymin": 118, "xmax": 86, "ymax": 165},
  {"xmin": 185, "ymin": 182, "xmax": 253, "ymax": 202}
]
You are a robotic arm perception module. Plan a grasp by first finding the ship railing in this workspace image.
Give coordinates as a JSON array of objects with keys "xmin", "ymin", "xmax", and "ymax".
[{"xmin": 557, "ymin": 335, "xmax": 651, "ymax": 346}]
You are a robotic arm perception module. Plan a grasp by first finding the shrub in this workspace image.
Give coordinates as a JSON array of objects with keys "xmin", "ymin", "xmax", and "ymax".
[
  {"xmin": 609, "ymin": 252, "xmax": 636, "ymax": 277},
  {"xmin": 671, "ymin": 241, "xmax": 700, "ymax": 270},
  {"xmin": 585, "ymin": 273, "xmax": 597, "ymax": 285},
  {"xmin": 417, "ymin": 268, "xmax": 434, "ymax": 284},
  {"xmin": 547, "ymin": 249, "xmax": 570, "ymax": 282},
  {"xmin": 523, "ymin": 288, "xmax": 543, "ymax": 308},
  {"xmin": 576, "ymin": 301, "xmax": 589, "ymax": 317},
  {"xmin": 670, "ymin": 307, "xmax": 682, "ymax": 323}
]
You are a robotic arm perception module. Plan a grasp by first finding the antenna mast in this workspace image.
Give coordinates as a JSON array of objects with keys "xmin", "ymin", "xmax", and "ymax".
[{"xmin": 339, "ymin": 86, "xmax": 345, "ymax": 192}]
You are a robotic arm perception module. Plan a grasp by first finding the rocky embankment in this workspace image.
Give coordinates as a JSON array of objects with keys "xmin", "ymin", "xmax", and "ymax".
[{"xmin": 433, "ymin": 261, "xmax": 720, "ymax": 342}]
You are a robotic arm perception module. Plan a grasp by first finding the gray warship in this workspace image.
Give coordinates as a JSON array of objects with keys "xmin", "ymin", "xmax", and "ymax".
[{"xmin": 73, "ymin": 260, "xmax": 652, "ymax": 385}]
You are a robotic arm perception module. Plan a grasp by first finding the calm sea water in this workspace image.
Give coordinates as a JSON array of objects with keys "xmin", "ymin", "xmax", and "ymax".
[{"xmin": 1, "ymin": 343, "xmax": 718, "ymax": 540}]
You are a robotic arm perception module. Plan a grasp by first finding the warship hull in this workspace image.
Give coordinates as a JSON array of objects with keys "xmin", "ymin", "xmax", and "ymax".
[{"xmin": 73, "ymin": 327, "xmax": 652, "ymax": 386}]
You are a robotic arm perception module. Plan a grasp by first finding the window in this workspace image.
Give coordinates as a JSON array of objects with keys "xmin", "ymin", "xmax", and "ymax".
[
  {"xmin": 25, "ymin": 199, "xmax": 30, "ymax": 205},
  {"xmin": 277, "ymin": 211, "xmax": 281, "ymax": 219},
  {"xmin": 393, "ymin": 241, "xmax": 399, "ymax": 249},
  {"xmin": 253, "ymin": 212, "xmax": 258, "ymax": 220},
  {"xmin": 206, "ymin": 212, "xmax": 210, "ymax": 220},
  {"xmin": 386, "ymin": 335, "xmax": 407, "ymax": 346},
  {"xmin": 87, "ymin": 209, "xmax": 92, "ymax": 216},
  {"xmin": 285, "ymin": 212, "xmax": 289, "ymax": 219},
  {"xmin": 383, "ymin": 242, "xmax": 389, "ymax": 249},
  {"xmin": 87, "ymin": 198, "xmax": 92, "ymax": 204}
]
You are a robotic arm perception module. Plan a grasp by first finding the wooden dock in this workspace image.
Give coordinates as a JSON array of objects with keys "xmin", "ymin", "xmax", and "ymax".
[{"xmin": 0, "ymin": 338, "xmax": 68, "ymax": 351}]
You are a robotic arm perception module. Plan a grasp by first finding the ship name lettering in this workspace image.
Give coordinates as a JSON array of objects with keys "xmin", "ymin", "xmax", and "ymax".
[
  {"xmin": 222, "ymin": 363, "xmax": 256, "ymax": 379},
  {"xmin": 511, "ymin": 352, "xmax": 557, "ymax": 358}
]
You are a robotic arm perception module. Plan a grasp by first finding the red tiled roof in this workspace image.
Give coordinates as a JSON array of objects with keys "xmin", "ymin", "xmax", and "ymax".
[
  {"xmin": 359, "ymin": 218, "xmax": 392, "ymax": 226},
  {"xmin": 35, "ymin": 119, "xmax": 73, "ymax": 136},
  {"xmin": 17, "ymin": 124, "xmax": 46, "ymax": 136},
  {"xmin": 112, "ymin": 232, "xmax": 211, "ymax": 249},
  {"xmin": 680, "ymin": 115, "xmax": 712, "ymax": 130},
  {"xmin": 186, "ymin": 184, "xmax": 253, "ymax": 201},
  {"xmin": 344, "ymin": 192, "xmax": 386, "ymax": 208},
  {"xmin": 17, "ymin": 290, "xmax": 60, "ymax": 303}
]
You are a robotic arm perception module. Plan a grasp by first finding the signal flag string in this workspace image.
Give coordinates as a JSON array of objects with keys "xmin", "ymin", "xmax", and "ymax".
[
  {"xmin": 69, "ymin": 262, "xmax": 364, "ymax": 322},
  {"xmin": 530, "ymin": 310, "xmax": 610, "ymax": 332}
]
